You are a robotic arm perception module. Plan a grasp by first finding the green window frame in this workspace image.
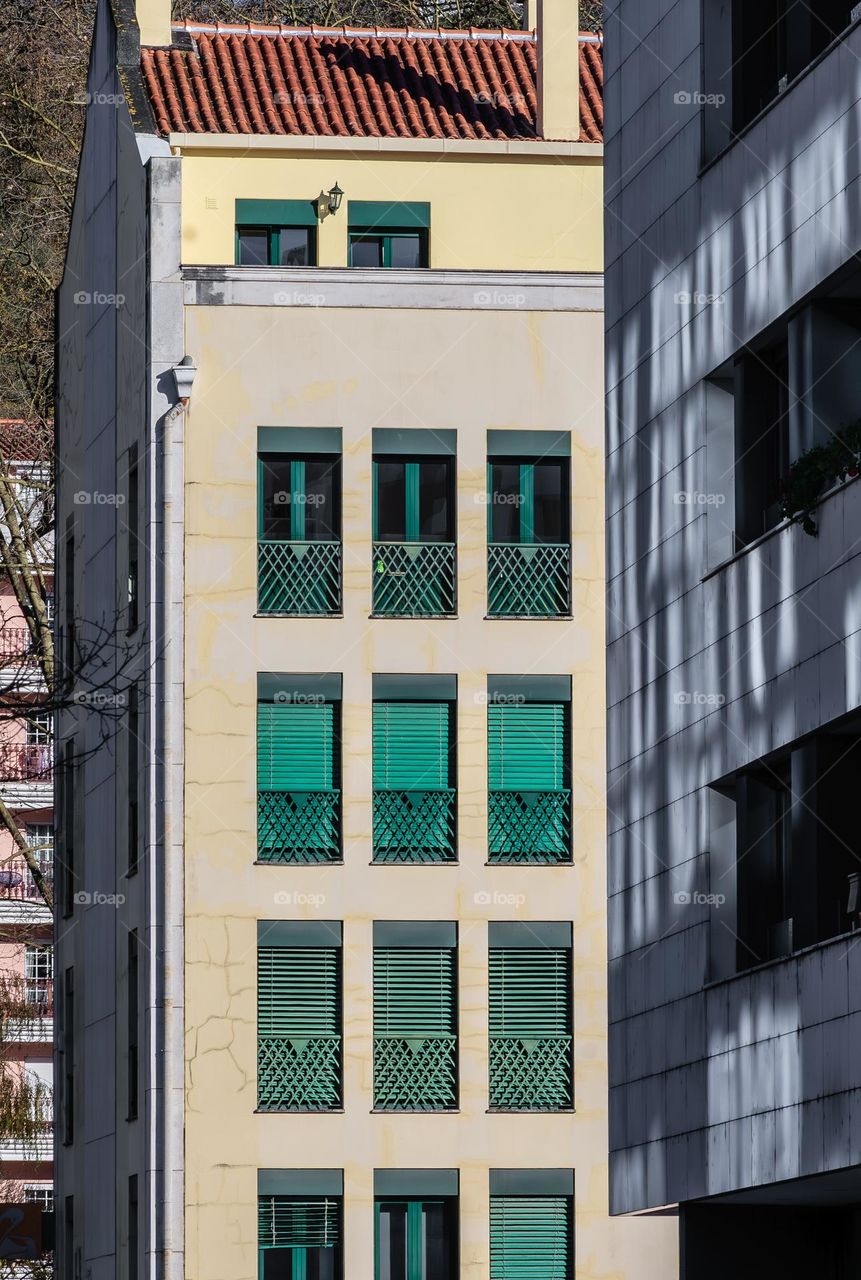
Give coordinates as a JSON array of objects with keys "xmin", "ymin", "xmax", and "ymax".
[
  {"xmin": 372, "ymin": 457, "xmax": 454, "ymax": 544},
  {"xmin": 487, "ymin": 690, "xmax": 571, "ymax": 863},
  {"xmin": 258, "ymin": 1195, "xmax": 342, "ymax": 1279},
  {"xmin": 374, "ymin": 1197, "xmax": 457, "ymax": 1280},
  {"xmin": 486, "ymin": 452, "xmax": 571, "ymax": 617},
  {"xmin": 348, "ymin": 200, "xmax": 430, "ymax": 269},
  {"xmin": 257, "ymin": 928, "xmax": 342, "ymax": 1111},
  {"xmin": 489, "ymin": 931, "xmax": 573, "ymax": 1110},
  {"xmin": 257, "ymin": 443, "xmax": 342, "ymax": 616},
  {"xmin": 373, "ymin": 925, "xmax": 457, "ymax": 1111},
  {"xmin": 486, "ymin": 458, "xmax": 570, "ymax": 545},
  {"xmin": 372, "ymin": 691, "xmax": 456, "ymax": 862},
  {"xmin": 371, "ymin": 454, "xmax": 457, "ymax": 616},
  {"xmin": 257, "ymin": 695, "xmax": 341, "ymax": 862},
  {"xmin": 489, "ymin": 1194, "xmax": 572, "ymax": 1279},
  {"xmin": 349, "ymin": 228, "xmax": 428, "ymax": 268},
  {"xmin": 236, "ymin": 199, "xmax": 319, "ymax": 267}
]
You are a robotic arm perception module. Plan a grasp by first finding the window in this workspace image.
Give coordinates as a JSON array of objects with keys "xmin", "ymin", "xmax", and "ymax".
[
  {"xmin": 487, "ymin": 677, "xmax": 572, "ymax": 863},
  {"xmin": 127, "ymin": 931, "xmax": 138, "ymax": 1120},
  {"xmin": 489, "ymin": 923, "xmax": 573, "ymax": 1110},
  {"xmin": 733, "ymin": 339, "xmax": 790, "ymax": 546},
  {"xmin": 236, "ymin": 199, "xmax": 318, "ymax": 266},
  {"xmin": 257, "ymin": 432, "xmax": 342, "ymax": 615},
  {"xmin": 372, "ymin": 675, "xmax": 456, "ymax": 863},
  {"xmin": 348, "ymin": 201, "xmax": 429, "ymax": 268},
  {"xmin": 25, "ymin": 823, "xmax": 53, "ymax": 894},
  {"xmin": 487, "ymin": 436, "xmax": 571, "ymax": 616},
  {"xmin": 371, "ymin": 433, "xmax": 457, "ymax": 616},
  {"xmin": 489, "ymin": 1170, "xmax": 573, "ymax": 1280},
  {"xmin": 128, "ymin": 1175, "xmax": 139, "ymax": 1280},
  {"xmin": 257, "ymin": 675, "xmax": 341, "ymax": 862},
  {"xmin": 258, "ymin": 1172, "xmax": 343, "ymax": 1280},
  {"xmin": 64, "ymin": 524, "xmax": 75, "ymax": 676},
  {"xmin": 257, "ymin": 921, "xmax": 342, "ymax": 1112},
  {"xmin": 24, "ymin": 1185, "xmax": 53, "ymax": 1212},
  {"xmin": 61, "ymin": 738, "xmax": 76, "ymax": 916},
  {"xmin": 63, "ymin": 1195, "xmax": 74, "ymax": 1280},
  {"xmin": 26, "ymin": 710, "xmax": 51, "ymax": 745},
  {"xmin": 373, "ymin": 922, "xmax": 457, "ymax": 1111},
  {"xmin": 375, "ymin": 1199, "xmax": 457, "ymax": 1279},
  {"xmin": 62, "ymin": 967, "xmax": 74, "ymax": 1143},
  {"xmin": 25, "ymin": 944, "xmax": 53, "ymax": 1010},
  {"xmin": 126, "ymin": 444, "xmax": 139, "ymax": 631},
  {"xmin": 128, "ymin": 683, "xmax": 139, "ymax": 875}
]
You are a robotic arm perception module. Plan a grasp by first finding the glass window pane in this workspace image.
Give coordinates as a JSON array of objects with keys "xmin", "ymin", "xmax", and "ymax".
[
  {"xmin": 351, "ymin": 236, "xmax": 384, "ymax": 268},
  {"xmin": 307, "ymin": 1247, "xmax": 337, "ymax": 1280},
  {"xmin": 260, "ymin": 454, "xmax": 294, "ymax": 539},
  {"xmin": 279, "ymin": 228, "xmax": 313, "ymax": 266},
  {"xmin": 238, "ymin": 230, "xmax": 269, "ymax": 265},
  {"xmin": 421, "ymin": 1202, "xmax": 448, "ymax": 1280},
  {"xmin": 533, "ymin": 460, "xmax": 566, "ymax": 543},
  {"xmin": 418, "ymin": 460, "xmax": 451, "ymax": 540},
  {"xmin": 490, "ymin": 462, "xmax": 521, "ymax": 543},
  {"xmin": 390, "ymin": 234, "xmax": 423, "ymax": 268},
  {"xmin": 375, "ymin": 461, "xmax": 406, "ymax": 540},
  {"xmin": 303, "ymin": 459, "xmax": 339, "ymax": 541},
  {"xmin": 378, "ymin": 1204, "xmax": 408, "ymax": 1280},
  {"xmin": 261, "ymin": 1249, "xmax": 293, "ymax": 1280}
]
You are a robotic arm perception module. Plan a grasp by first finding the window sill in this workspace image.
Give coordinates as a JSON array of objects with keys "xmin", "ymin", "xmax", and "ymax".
[
  {"xmin": 704, "ymin": 925, "xmax": 861, "ymax": 991},
  {"xmin": 486, "ymin": 1107, "xmax": 575, "ymax": 1115},
  {"xmin": 370, "ymin": 1108, "xmax": 459, "ymax": 1115},
  {"xmin": 255, "ymin": 612, "xmax": 344, "ymax": 620},
  {"xmin": 699, "ymin": 16, "xmax": 861, "ymax": 175},
  {"xmin": 254, "ymin": 859, "xmax": 343, "ymax": 866},
  {"xmin": 254, "ymin": 1107, "xmax": 345, "ymax": 1114},
  {"xmin": 484, "ymin": 613, "xmax": 572, "ymax": 621},
  {"xmin": 369, "ymin": 613, "xmax": 458, "ymax": 620},
  {"xmin": 370, "ymin": 860, "xmax": 458, "ymax": 867},
  {"xmin": 483, "ymin": 860, "xmax": 575, "ymax": 867}
]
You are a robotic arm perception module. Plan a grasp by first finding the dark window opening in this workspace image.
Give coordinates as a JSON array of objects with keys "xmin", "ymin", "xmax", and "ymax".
[
  {"xmin": 258, "ymin": 455, "xmax": 340, "ymax": 542},
  {"xmin": 128, "ymin": 1175, "xmax": 138, "ymax": 1280},
  {"xmin": 127, "ymin": 444, "xmax": 139, "ymax": 632},
  {"xmin": 375, "ymin": 1198, "xmax": 457, "ymax": 1280},
  {"xmin": 61, "ymin": 740, "xmax": 75, "ymax": 917},
  {"xmin": 489, "ymin": 458, "xmax": 569, "ymax": 545},
  {"xmin": 349, "ymin": 229, "xmax": 427, "ymax": 269},
  {"xmin": 62, "ymin": 967, "xmax": 74, "ymax": 1144},
  {"xmin": 374, "ymin": 457, "xmax": 453, "ymax": 542},
  {"xmin": 64, "ymin": 530, "xmax": 75, "ymax": 676},
  {"xmin": 237, "ymin": 226, "xmax": 316, "ymax": 267},
  {"xmin": 127, "ymin": 931, "xmax": 138, "ymax": 1120},
  {"xmin": 734, "ymin": 338, "xmax": 790, "ymax": 547},
  {"xmin": 128, "ymin": 683, "xmax": 139, "ymax": 876}
]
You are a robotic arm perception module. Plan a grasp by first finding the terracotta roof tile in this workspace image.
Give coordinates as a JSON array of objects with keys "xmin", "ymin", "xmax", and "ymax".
[{"xmin": 141, "ymin": 24, "xmax": 603, "ymax": 143}]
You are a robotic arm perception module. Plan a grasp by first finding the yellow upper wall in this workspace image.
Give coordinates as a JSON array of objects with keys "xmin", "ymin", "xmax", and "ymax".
[{"xmin": 176, "ymin": 148, "xmax": 604, "ymax": 271}]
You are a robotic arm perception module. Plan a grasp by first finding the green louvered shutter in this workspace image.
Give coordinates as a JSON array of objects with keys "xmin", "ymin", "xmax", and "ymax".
[
  {"xmin": 373, "ymin": 702, "xmax": 450, "ymax": 789},
  {"xmin": 257, "ymin": 703, "xmax": 334, "ymax": 790},
  {"xmin": 489, "ymin": 949, "xmax": 573, "ymax": 1109},
  {"xmin": 490, "ymin": 1196, "xmax": 571, "ymax": 1279},
  {"xmin": 258, "ymin": 1196, "xmax": 341, "ymax": 1249},
  {"xmin": 487, "ymin": 703, "xmax": 565, "ymax": 790},
  {"xmin": 257, "ymin": 702, "xmax": 339, "ymax": 861},
  {"xmin": 373, "ymin": 947, "xmax": 457, "ymax": 1109},
  {"xmin": 257, "ymin": 947, "xmax": 341, "ymax": 1109}
]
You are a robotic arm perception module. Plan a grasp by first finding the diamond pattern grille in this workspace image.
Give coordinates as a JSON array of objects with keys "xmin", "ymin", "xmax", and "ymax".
[
  {"xmin": 487, "ymin": 543, "xmax": 570, "ymax": 616},
  {"xmin": 372, "ymin": 542, "xmax": 456, "ymax": 616},
  {"xmin": 489, "ymin": 1036, "xmax": 573, "ymax": 1109},
  {"xmin": 257, "ymin": 790, "xmax": 340, "ymax": 863},
  {"xmin": 258, "ymin": 540, "xmax": 341, "ymax": 615},
  {"xmin": 373, "ymin": 789, "xmax": 456, "ymax": 862},
  {"xmin": 373, "ymin": 1035, "xmax": 457, "ymax": 1110},
  {"xmin": 257, "ymin": 1035, "xmax": 342, "ymax": 1110},
  {"xmin": 488, "ymin": 790, "xmax": 571, "ymax": 862}
]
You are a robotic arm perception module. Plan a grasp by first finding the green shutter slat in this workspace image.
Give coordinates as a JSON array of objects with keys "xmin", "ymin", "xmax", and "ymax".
[
  {"xmin": 258, "ymin": 1196, "xmax": 340, "ymax": 1248},
  {"xmin": 487, "ymin": 703, "xmax": 565, "ymax": 791},
  {"xmin": 489, "ymin": 950, "xmax": 570, "ymax": 1038},
  {"xmin": 373, "ymin": 948, "xmax": 455, "ymax": 1036},
  {"xmin": 258, "ymin": 947, "xmax": 339, "ymax": 1036},
  {"xmin": 490, "ymin": 1197, "xmax": 571, "ymax": 1279},
  {"xmin": 372, "ymin": 702, "xmax": 451, "ymax": 791},
  {"xmin": 257, "ymin": 703, "xmax": 334, "ymax": 791}
]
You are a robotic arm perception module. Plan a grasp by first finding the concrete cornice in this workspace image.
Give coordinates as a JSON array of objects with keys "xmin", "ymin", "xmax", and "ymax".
[
  {"xmin": 182, "ymin": 266, "xmax": 604, "ymax": 312},
  {"xmin": 168, "ymin": 132, "xmax": 603, "ymax": 159}
]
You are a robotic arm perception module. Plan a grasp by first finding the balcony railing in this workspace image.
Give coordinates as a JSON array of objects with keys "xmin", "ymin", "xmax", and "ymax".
[
  {"xmin": 372, "ymin": 542, "xmax": 456, "ymax": 616},
  {"xmin": 257, "ymin": 789, "xmax": 341, "ymax": 863},
  {"xmin": 373, "ymin": 1034, "xmax": 457, "ymax": 1110},
  {"xmin": 0, "ymin": 744, "xmax": 52, "ymax": 783},
  {"xmin": 487, "ymin": 543, "xmax": 571, "ymax": 617},
  {"xmin": 372, "ymin": 789, "xmax": 456, "ymax": 863},
  {"xmin": 0, "ymin": 859, "xmax": 53, "ymax": 900},
  {"xmin": 257, "ymin": 540, "xmax": 342, "ymax": 616},
  {"xmin": 0, "ymin": 628, "xmax": 38, "ymax": 661},
  {"xmin": 489, "ymin": 1034, "xmax": 573, "ymax": 1110},
  {"xmin": 23, "ymin": 978, "xmax": 54, "ymax": 1017},
  {"xmin": 488, "ymin": 790, "xmax": 572, "ymax": 863},
  {"xmin": 257, "ymin": 1033, "xmax": 341, "ymax": 1111}
]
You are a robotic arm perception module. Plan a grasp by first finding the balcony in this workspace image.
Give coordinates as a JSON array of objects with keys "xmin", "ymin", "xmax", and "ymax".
[
  {"xmin": 371, "ymin": 542, "xmax": 456, "ymax": 616},
  {"xmin": 487, "ymin": 790, "xmax": 572, "ymax": 863},
  {"xmin": 0, "ymin": 744, "xmax": 52, "ymax": 783},
  {"xmin": 487, "ymin": 543, "xmax": 571, "ymax": 617},
  {"xmin": 372, "ymin": 789, "xmax": 456, "ymax": 863},
  {"xmin": 373, "ymin": 1033, "xmax": 457, "ymax": 1110},
  {"xmin": 257, "ymin": 789, "xmax": 341, "ymax": 863},
  {"xmin": 489, "ymin": 1034, "xmax": 573, "ymax": 1110},
  {"xmin": 257, "ymin": 540, "xmax": 341, "ymax": 616},
  {"xmin": 257, "ymin": 1033, "xmax": 341, "ymax": 1111}
]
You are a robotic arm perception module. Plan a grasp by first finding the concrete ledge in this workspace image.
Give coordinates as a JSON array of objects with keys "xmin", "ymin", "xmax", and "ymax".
[{"xmin": 169, "ymin": 131, "xmax": 603, "ymax": 159}]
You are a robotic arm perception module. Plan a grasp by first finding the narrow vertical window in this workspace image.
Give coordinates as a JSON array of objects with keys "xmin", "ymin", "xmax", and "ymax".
[
  {"xmin": 62, "ymin": 967, "xmax": 74, "ymax": 1144},
  {"xmin": 63, "ymin": 1195, "xmax": 74, "ymax": 1280},
  {"xmin": 127, "ymin": 931, "xmax": 138, "ymax": 1120},
  {"xmin": 127, "ymin": 444, "xmax": 139, "ymax": 632},
  {"xmin": 61, "ymin": 739, "xmax": 76, "ymax": 915},
  {"xmin": 64, "ymin": 528, "xmax": 75, "ymax": 676},
  {"xmin": 128, "ymin": 1175, "xmax": 139, "ymax": 1280},
  {"xmin": 127, "ymin": 683, "xmax": 139, "ymax": 875}
]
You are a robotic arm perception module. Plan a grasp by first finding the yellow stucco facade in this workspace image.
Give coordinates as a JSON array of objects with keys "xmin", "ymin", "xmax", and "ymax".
[{"xmin": 175, "ymin": 124, "xmax": 677, "ymax": 1280}]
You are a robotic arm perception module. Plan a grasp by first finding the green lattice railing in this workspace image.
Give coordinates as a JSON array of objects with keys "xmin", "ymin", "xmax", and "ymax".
[
  {"xmin": 488, "ymin": 790, "xmax": 571, "ymax": 863},
  {"xmin": 372, "ymin": 542, "xmax": 456, "ymax": 616},
  {"xmin": 487, "ymin": 543, "xmax": 571, "ymax": 617},
  {"xmin": 258, "ymin": 540, "xmax": 342, "ymax": 615},
  {"xmin": 489, "ymin": 1035, "xmax": 573, "ymax": 1110},
  {"xmin": 373, "ymin": 789, "xmax": 456, "ymax": 862},
  {"xmin": 373, "ymin": 1035, "xmax": 457, "ymax": 1110},
  {"xmin": 257, "ymin": 790, "xmax": 341, "ymax": 863},
  {"xmin": 257, "ymin": 1034, "xmax": 342, "ymax": 1110}
]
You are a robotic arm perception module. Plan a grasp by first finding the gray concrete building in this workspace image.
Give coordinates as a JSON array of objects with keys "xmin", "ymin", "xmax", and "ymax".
[{"xmin": 605, "ymin": 1, "xmax": 861, "ymax": 1274}]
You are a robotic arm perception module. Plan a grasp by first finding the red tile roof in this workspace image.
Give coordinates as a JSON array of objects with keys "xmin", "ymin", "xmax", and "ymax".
[{"xmin": 142, "ymin": 24, "xmax": 603, "ymax": 143}]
